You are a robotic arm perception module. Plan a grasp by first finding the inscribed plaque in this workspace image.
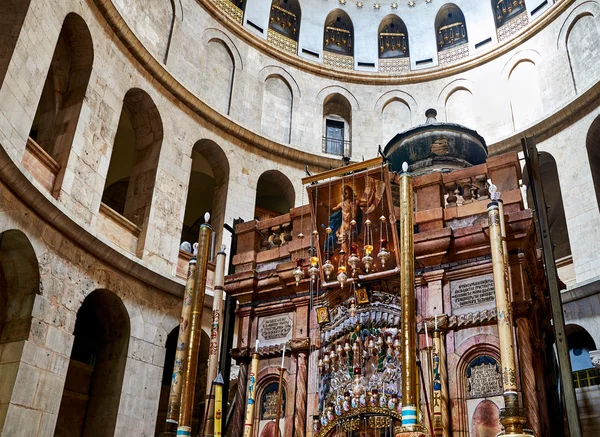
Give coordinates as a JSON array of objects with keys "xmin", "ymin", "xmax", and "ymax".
[
  {"xmin": 451, "ymin": 274, "xmax": 495, "ymax": 315},
  {"xmin": 258, "ymin": 313, "xmax": 293, "ymax": 346}
]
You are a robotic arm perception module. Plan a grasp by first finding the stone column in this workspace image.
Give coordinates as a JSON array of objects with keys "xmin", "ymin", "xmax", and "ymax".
[
  {"xmin": 290, "ymin": 337, "xmax": 310, "ymax": 437},
  {"xmin": 515, "ymin": 310, "xmax": 541, "ymax": 437},
  {"xmin": 230, "ymin": 348, "xmax": 250, "ymax": 437}
]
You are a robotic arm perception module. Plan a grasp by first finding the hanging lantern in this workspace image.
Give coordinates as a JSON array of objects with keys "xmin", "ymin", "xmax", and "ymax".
[
  {"xmin": 348, "ymin": 298, "xmax": 357, "ymax": 317},
  {"xmin": 323, "ymin": 258, "xmax": 334, "ymax": 281},
  {"xmin": 308, "ymin": 255, "xmax": 319, "ymax": 283},
  {"xmin": 337, "ymin": 249, "xmax": 348, "ymax": 287},
  {"xmin": 377, "ymin": 215, "xmax": 390, "ymax": 269},
  {"xmin": 362, "ymin": 218, "xmax": 374, "ymax": 272},
  {"xmin": 293, "ymin": 258, "xmax": 304, "ymax": 286},
  {"xmin": 344, "ymin": 342, "xmax": 351, "ymax": 354},
  {"xmin": 336, "ymin": 343, "xmax": 343, "ymax": 357}
]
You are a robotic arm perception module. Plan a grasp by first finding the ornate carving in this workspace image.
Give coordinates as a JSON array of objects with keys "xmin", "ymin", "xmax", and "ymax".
[
  {"xmin": 591, "ymin": 350, "xmax": 600, "ymax": 370},
  {"xmin": 289, "ymin": 337, "xmax": 310, "ymax": 351}
]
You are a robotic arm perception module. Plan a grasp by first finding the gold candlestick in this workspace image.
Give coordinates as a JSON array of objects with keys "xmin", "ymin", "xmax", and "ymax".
[
  {"xmin": 161, "ymin": 255, "xmax": 197, "ymax": 435},
  {"xmin": 214, "ymin": 372, "xmax": 224, "ymax": 437},
  {"xmin": 487, "ymin": 190, "xmax": 529, "ymax": 436},
  {"xmin": 205, "ymin": 246, "xmax": 227, "ymax": 436},
  {"xmin": 243, "ymin": 342, "xmax": 260, "ymax": 437},
  {"xmin": 399, "ymin": 162, "xmax": 419, "ymax": 431},
  {"xmin": 177, "ymin": 214, "xmax": 213, "ymax": 437}
]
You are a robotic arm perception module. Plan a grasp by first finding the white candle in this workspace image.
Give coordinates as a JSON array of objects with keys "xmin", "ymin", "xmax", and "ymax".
[
  {"xmin": 434, "ymin": 314, "xmax": 438, "ymax": 331},
  {"xmin": 425, "ymin": 322, "xmax": 430, "ymax": 348},
  {"xmin": 255, "ymin": 339, "xmax": 259, "ymax": 353},
  {"xmin": 281, "ymin": 344, "xmax": 286, "ymax": 369}
]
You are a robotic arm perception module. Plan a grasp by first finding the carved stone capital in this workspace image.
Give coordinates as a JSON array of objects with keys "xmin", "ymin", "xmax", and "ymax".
[
  {"xmin": 423, "ymin": 269, "xmax": 445, "ymax": 284},
  {"xmin": 289, "ymin": 337, "xmax": 310, "ymax": 352}
]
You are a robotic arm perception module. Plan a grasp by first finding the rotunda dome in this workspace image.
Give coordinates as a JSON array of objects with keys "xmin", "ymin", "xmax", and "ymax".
[{"xmin": 383, "ymin": 109, "xmax": 487, "ymax": 175}]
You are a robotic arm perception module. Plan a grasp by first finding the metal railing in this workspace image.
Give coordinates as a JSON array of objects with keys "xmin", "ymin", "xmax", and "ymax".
[
  {"xmin": 572, "ymin": 368, "xmax": 600, "ymax": 388},
  {"xmin": 322, "ymin": 136, "xmax": 350, "ymax": 156}
]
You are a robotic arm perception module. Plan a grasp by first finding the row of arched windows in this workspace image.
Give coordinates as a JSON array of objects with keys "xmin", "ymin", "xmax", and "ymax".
[{"xmin": 262, "ymin": 1, "xmax": 528, "ymax": 58}]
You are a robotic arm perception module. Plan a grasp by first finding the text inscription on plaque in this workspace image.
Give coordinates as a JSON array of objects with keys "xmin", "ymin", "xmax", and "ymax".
[
  {"xmin": 258, "ymin": 313, "xmax": 293, "ymax": 346},
  {"xmin": 451, "ymin": 274, "xmax": 495, "ymax": 314},
  {"xmin": 468, "ymin": 363, "xmax": 503, "ymax": 398}
]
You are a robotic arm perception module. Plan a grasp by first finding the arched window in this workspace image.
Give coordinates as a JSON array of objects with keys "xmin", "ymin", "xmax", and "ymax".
[
  {"xmin": 566, "ymin": 325, "xmax": 599, "ymax": 388},
  {"xmin": 323, "ymin": 10, "xmax": 353, "ymax": 56},
  {"xmin": 25, "ymin": 13, "xmax": 93, "ymax": 196},
  {"xmin": 435, "ymin": 4, "xmax": 468, "ymax": 52},
  {"xmin": 586, "ymin": 115, "xmax": 600, "ymax": 210},
  {"xmin": 255, "ymin": 170, "xmax": 295, "ymax": 221},
  {"xmin": 378, "ymin": 15, "xmax": 409, "ymax": 59},
  {"xmin": 260, "ymin": 382, "xmax": 286, "ymax": 420},
  {"xmin": 508, "ymin": 60, "xmax": 542, "ymax": 129},
  {"xmin": 323, "ymin": 93, "xmax": 352, "ymax": 157},
  {"xmin": 55, "ymin": 290, "xmax": 130, "ymax": 436},
  {"xmin": 493, "ymin": 0, "xmax": 526, "ymax": 28},
  {"xmin": 101, "ymin": 88, "xmax": 163, "ymax": 255},
  {"xmin": 269, "ymin": 0, "xmax": 301, "ymax": 41},
  {"xmin": 200, "ymin": 39, "xmax": 235, "ymax": 115},
  {"xmin": 465, "ymin": 355, "xmax": 503, "ymax": 437},
  {"xmin": 261, "ymin": 75, "xmax": 293, "ymax": 144},
  {"xmin": 180, "ymin": 140, "xmax": 230, "ymax": 255}
]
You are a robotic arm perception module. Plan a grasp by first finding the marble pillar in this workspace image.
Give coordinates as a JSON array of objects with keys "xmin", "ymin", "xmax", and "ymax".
[
  {"xmin": 231, "ymin": 348, "xmax": 250, "ymax": 437},
  {"xmin": 516, "ymin": 316, "xmax": 541, "ymax": 437},
  {"xmin": 291, "ymin": 337, "xmax": 309, "ymax": 437}
]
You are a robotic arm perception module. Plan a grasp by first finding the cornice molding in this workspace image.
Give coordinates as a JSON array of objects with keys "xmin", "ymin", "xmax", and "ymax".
[{"xmin": 195, "ymin": 0, "xmax": 573, "ymax": 85}]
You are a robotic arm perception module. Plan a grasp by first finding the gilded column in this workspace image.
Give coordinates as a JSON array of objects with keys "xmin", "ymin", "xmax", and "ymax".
[
  {"xmin": 161, "ymin": 255, "xmax": 197, "ymax": 436},
  {"xmin": 205, "ymin": 246, "xmax": 227, "ymax": 436},
  {"xmin": 399, "ymin": 162, "xmax": 420, "ymax": 432},
  {"xmin": 178, "ymin": 217, "xmax": 213, "ymax": 437},
  {"xmin": 431, "ymin": 329, "xmax": 443, "ymax": 437},
  {"xmin": 291, "ymin": 337, "xmax": 310, "ymax": 437},
  {"xmin": 487, "ymin": 191, "xmax": 528, "ymax": 435},
  {"xmin": 243, "ymin": 347, "xmax": 260, "ymax": 437}
]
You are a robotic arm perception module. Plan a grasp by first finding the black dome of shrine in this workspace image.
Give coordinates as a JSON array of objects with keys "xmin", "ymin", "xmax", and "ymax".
[{"xmin": 383, "ymin": 109, "xmax": 488, "ymax": 175}]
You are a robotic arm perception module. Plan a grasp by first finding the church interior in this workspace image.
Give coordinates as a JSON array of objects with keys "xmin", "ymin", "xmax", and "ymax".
[{"xmin": 1, "ymin": 1, "xmax": 600, "ymax": 437}]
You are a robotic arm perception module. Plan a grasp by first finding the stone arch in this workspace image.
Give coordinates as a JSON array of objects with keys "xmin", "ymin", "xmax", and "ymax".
[
  {"xmin": 254, "ymin": 170, "xmax": 296, "ymax": 220},
  {"xmin": 522, "ymin": 152, "xmax": 572, "ymax": 262},
  {"xmin": 321, "ymin": 91, "xmax": 353, "ymax": 157},
  {"xmin": 435, "ymin": 3, "xmax": 468, "ymax": 52},
  {"xmin": 0, "ymin": 0, "xmax": 32, "ymax": 87},
  {"xmin": 181, "ymin": 140, "xmax": 230, "ymax": 253},
  {"xmin": 445, "ymin": 88, "xmax": 476, "ymax": 130},
  {"xmin": 505, "ymin": 56, "xmax": 543, "ymax": 130},
  {"xmin": 27, "ymin": 12, "xmax": 94, "ymax": 197},
  {"xmin": 317, "ymin": 85, "xmax": 360, "ymax": 111},
  {"xmin": 261, "ymin": 75, "xmax": 294, "ymax": 144},
  {"xmin": 0, "ymin": 229, "xmax": 39, "ymax": 428},
  {"xmin": 258, "ymin": 66, "xmax": 301, "ymax": 98},
  {"xmin": 566, "ymin": 324, "xmax": 597, "ymax": 373},
  {"xmin": 380, "ymin": 98, "xmax": 412, "ymax": 146},
  {"xmin": 101, "ymin": 88, "xmax": 163, "ymax": 254},
  {"xmin": 255, "ymin": 366, "xmax": 290, "ymax": 436},
  {"xmin": 586, "ymin": 114, "xmax": 600, "ymax": 210},
  {"xmin": 558, "ymin": 2, "xmax": 600, "ymax": 93},
  {"xmin": 200, "ymin": 28, "xmax": 244, "ymax": 69},
  {"xmin": 55, "ymin": 289, "xmax": 131, "ymax": 437},
  {"xmin": 492, "ymin": 0, "xmax": 527, "ymax": 29},
  {"xmin": 455, "ymin": 340, "xmax": 502, "ymax": 434},
  {"xmin": 201, "ymin": 38, "xmax": 236, "ymax": 115}
]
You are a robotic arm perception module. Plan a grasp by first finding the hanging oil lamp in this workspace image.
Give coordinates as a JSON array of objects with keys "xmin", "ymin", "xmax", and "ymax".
[
  {"xmin": 337, "ymin": 248, "xmax": 348, "ymax": 287},
  {"xmin": 362, "ymin": 219, "xmax": 374, "ymax": 272},
  {"xmin": 377, "ymin": 215, "xmax": 390, "ymax": 269},
  {"xmin": 293, "ymin": 257, "xmax": 304, "ymax": 286},
  {"xmin": 348, "ymin": 298, "xmax": 357, "ymax": 317},
  {"xmin": 323, "ymin": 226, "xmax": 334, "ymax": 280}
]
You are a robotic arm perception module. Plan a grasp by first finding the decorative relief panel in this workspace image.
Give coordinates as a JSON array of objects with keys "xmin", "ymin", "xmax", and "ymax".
[
  {"xmin": 451, "ymin": 273, "xmax": 495, "ymax": 315},
  {"xmin": 378, "ymin": 57, "xmax": 410, "ymax": 74},
  {"xmin": 323, "ymin": 51, "xmax": 354, "ymax": 71},
  {"xmin": 267, "ymin": 29, "xmax": 298, "ymax": 56},
  {"xmin": 467, "ymin": 356, "xmax": 503, "ymax": 399},
  {"xmin": 438, "ymin": 44, "xmax": 469, "ymax": 66},
  {"xmin": 497, "ymin": 12, "xmax": 529, "ymax": 42},
  {"xmin": 258, "ymin": 313, "xmax": 293, "ymax": 347},
  {"xmin": 215, "ymin": 0, "xmax": 243, "ymax": 24}
]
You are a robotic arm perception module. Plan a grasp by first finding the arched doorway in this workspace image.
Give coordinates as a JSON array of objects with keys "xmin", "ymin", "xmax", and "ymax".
[
  {"xmin": 0, "ymin": 230, "xmax": 39, "ymax": 429},
  {"xmin": 54, "ymin": 290, "xmax": 130, "ymax": 436},
  {"xmin": 254, "ymin": 170, "xmax": 295, "ymax": 221},
  {"xmin": 323, "ymin": 93, "xmax": 352, "ymax": 157}
]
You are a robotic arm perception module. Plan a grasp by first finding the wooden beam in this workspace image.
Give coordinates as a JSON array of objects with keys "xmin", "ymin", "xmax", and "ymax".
[{"xmin": 302, "ymin": 156, "xmax": 383, "ymax": 185}]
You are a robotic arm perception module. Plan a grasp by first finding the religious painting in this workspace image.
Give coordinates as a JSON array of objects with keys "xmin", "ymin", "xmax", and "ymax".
[
  {"xmin": 307, "ymin": 165, "xmax": 398, "ymax": 284},
  {"xmin": 260, "ymin": 382, "xmax": 285, "ymax": 420},
  {"xmin": 466, "ymin": 356, "xmax": 503, "ymax": 399},
  {"xmin": 355, "ymin": 288, "xmax": 369, "ymax": 305},
  {"xmin": 316, "ymin": 306, "xmax": 330, "ymax": 325},
  {"xmin": 469, "ymin": 399, "xmax": 502, "ymax": 437}
]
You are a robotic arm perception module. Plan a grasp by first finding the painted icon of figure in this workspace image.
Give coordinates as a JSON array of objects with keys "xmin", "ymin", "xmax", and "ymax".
[
  {"xmin": 320, "ymin": 177, "xmax": 385, "ymax": 254},
  {"xmin": 471, "ymin": 399, "xmax": 501, "ymax": 437}
]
